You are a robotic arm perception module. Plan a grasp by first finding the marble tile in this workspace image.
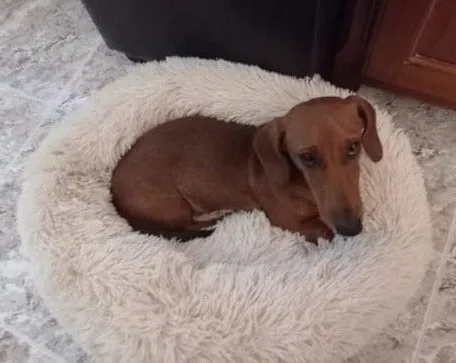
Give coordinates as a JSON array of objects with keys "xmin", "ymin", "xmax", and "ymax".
[
  {"xmin": 415, "ymin": 254, "xmax": 456, "ymax": 363},
  {"xmin": 0, "ymin": 91, "xmax": 48, "ymax": 172},
  {"xmin": 360, "ymin": 87, "xmax": 456, "ymax": 165},
  {"xmin": 0, "ymin": 174, "xmax": 32, "ymax": 319},
  {"xmin": 0, "ymin": 102, "xmax": 63, "ymax": 256},
  {"xmin": 0, "ymin": 0, "xmax": 30, "ymax": 24},
  {"xmin": 432, "ymin": 203, "xmax": 456, "ymax": 254},
  {"xmin": 0, "ymin": 173, "xmax": 23, "ymax": 258},
  {"xmin": 0, "ymin": 328, "xmax": 30, "ymax": 363},
  {"xmin": 59, "ymin": 44, "xmax": 132, "ymax": 113},
  {"xmin": 360, "ymin": 86, "xmax": 456, "ymax": 151},
  {"xmin": 0, "ymin": 328, "xmax": 62, "ymax": 363},
  {"xmin": 0, "ymin": 0, "xmax": 100, "ymax": 101},
  {"xmin": 0, "ymin": 97, "xmax": 58, "ymax": 259},
  {"xmin": 3, "ymin": 285, "xmax": 88, "ymax": 362},
  {"xmin": 7, "ymin": 108, "xmax": 64, "ymax": 174}
]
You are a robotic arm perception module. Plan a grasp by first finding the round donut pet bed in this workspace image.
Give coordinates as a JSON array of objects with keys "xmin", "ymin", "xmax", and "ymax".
[{"xmin": 18, "ymin": 58, "xmax": 432, "ymax": 363}]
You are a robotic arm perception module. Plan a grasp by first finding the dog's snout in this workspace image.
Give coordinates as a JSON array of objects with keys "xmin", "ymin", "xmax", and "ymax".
[{"xmin": 334, "ymin": 213, "xmax": 362, "ymax": 237}]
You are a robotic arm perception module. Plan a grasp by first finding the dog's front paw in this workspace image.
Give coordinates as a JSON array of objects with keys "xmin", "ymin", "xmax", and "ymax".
[
  {"xmin": 319, "ymin": 227, "xmax": 335, "ymax": 242},
  {"xmin": 305, "ymin": 225, "xmax": 335, "ymax": 244}
]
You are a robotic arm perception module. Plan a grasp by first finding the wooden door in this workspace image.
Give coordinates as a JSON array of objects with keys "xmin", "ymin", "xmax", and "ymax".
[{"xmin": 364, "ymin": 0, "xmax": 456, "ymax": 109}]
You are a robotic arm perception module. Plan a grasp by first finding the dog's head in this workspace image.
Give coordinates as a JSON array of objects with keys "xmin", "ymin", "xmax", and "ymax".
[{"xmin": 253, "ymin": 96, "xmax": 382, "ymax": 237}]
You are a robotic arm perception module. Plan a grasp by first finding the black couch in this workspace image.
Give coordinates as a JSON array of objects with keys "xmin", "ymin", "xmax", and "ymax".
[{"xmin": 82, "ymin": 0, "xmax": 382, "ymax": 90}]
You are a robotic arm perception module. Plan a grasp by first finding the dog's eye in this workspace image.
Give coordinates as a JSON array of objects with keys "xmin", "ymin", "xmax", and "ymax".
[
  {"xmin": 300, "ymin": 152, "xmax": 319, "ymax": 168},
  {"xmin": 347, "ymin": 142, "xmax": 360, "ymax": 158}
]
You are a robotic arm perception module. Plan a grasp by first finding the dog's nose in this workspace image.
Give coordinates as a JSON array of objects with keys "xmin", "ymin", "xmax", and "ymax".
[{"xmin": 334, "ymin": 216, "xmax": 362, "ymax": 237}]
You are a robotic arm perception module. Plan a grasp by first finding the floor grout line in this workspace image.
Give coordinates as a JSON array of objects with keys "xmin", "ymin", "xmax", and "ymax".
[
  {"xmin": 0, "ymin": 321, "xmax": 66, "ymax": 362},
  {"xmin": 411, "ymin": 207, "xmax": 456, "ymax": 363},
  {"xmin": 0, "ymin": 83, "xmax": 48, "ymax": 104},
  {"xmin": 44, "ymin": 38, "xmax": 103, "ymax": 113},
  {"xmin": 5, "ymin": 39, "xmax": 102, "ymax": 173}
]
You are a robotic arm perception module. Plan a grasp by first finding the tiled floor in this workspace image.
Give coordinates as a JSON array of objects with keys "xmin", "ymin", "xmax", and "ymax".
[{"xmin": 0, "ymin": 1, "xmax": 455, "ymax": 362}]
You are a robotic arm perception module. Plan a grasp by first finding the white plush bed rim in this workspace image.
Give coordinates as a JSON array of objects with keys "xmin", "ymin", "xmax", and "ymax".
[{"xmin": 18, "ymin": 58, "xmax": 432, "ymax": 363}]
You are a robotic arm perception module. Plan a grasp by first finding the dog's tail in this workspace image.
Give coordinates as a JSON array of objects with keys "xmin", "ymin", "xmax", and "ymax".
[
  {"xmin": 128, "ymin": 219, "xmax": 214, "ymax": 242},
  {"xmin": 111, "ymin": 197, "xmax": 215, "ymax": 242},
  {"xmin": 153, "ymin": 229, "xmax": 214, "ymax": 242}
]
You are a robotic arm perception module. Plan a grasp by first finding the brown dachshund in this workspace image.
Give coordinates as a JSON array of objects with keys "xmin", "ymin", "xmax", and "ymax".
[{"xmin": 111, "ymin": 95, "xmax": 382, "ymax": 242}]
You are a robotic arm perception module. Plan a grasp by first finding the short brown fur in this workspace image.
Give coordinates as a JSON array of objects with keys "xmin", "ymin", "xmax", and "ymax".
[{"xmin": 111, "ymin": 96, "xmax": 382, "ymax": 242}]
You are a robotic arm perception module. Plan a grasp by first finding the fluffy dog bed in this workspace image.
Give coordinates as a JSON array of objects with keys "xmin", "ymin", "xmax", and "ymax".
[{"xmin": 18, "ymin": 58, "xmax": 432, "ymax": 363}]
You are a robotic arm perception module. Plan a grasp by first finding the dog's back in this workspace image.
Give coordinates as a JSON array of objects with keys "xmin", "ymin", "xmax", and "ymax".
[{"xmin": 111, "ymin": 116, "xmax": 258, "ymax": 236}]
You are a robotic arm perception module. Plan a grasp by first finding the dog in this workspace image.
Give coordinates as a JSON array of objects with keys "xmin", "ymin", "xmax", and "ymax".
[{"xmin": 111, "ymin": 95, "xmax": 382, "ymax": 242}]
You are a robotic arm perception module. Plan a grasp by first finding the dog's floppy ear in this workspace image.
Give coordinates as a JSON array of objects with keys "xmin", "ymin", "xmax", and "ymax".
[
  {"xmin": 253, "ymin": 119, "xmax": 290, "ymax": 185},
  {"xmin": 347, "ymin": 95, "xmax": 383, "ymax": 162}
]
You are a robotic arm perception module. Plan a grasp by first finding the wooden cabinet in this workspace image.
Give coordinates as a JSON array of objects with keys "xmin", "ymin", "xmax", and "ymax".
[{"xmin": 364, "ymin": 0, "xmax": 456, "ymax": 109}]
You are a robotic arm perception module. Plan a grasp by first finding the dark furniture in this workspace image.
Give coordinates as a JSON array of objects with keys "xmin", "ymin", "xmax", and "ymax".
[
  {"xmin": 364, "ymin": 0, "xmax": 456, "ymax": 109},
  {"xmin": 82, "ymin": 0, "xmax": 382, "ymax": 90}
]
